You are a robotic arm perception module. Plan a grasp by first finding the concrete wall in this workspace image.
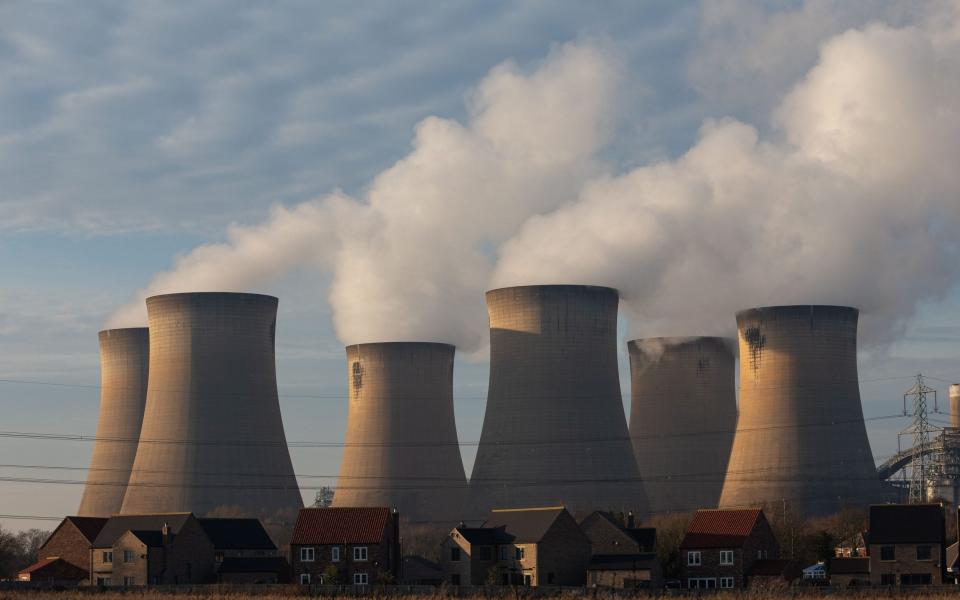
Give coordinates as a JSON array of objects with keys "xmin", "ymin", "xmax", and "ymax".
[
  {"xmin": 120, "ymin": 292, "xmax": 302, "ymax": 518},
  {"xmin": 628, "ymin": 337, "xmax": 736, "ymax": 514},
  {"xmin": 470, "ymin": 285, "xmax": 649, "ymax": 517},
  {"xmin": 719, "ymin": 305, "xmax": 882, "ymax": 517},
  {"xmin": 333, "ymin": 342, "xmax": 466, "ymax": 523},
  {"xmin": 78, "ymin": 328, "xmax": 149, "ymax": 517}
]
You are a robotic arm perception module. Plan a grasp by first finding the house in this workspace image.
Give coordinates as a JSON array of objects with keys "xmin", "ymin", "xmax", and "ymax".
[
  {"xmin": 868, "ymin": 503, "xmax": 945, "ymax": 586},
  {"xmin": 441, "ymin": 524, "xmax": 515, "ymax": 585},
  {"xmin": 89, "ymin": 513, "xmax": 215, "ymax": 586},
  {"xmin": 197, "ymin": 518, "xmax": 286, "ymax": 583},
  {"xmin": 679, "ymin": 508, "xmax": 779, "ymax": 590},
  {"xmin": 401, "ymin": 555, "xmax": 444, "ymax": 585},
  {"xmin": 17, "ymin": 516, "xmax": 107, "ymax": 584},
  {"xmin": 801, "ymin": 562, "xmax": 826, "ymax": 581},
  {"xmin": 290, "ymin": 506, "xmax": 401, "ymax": 586},
  {"xmin": 830, "ymin": 557, "xmax": 870, "ymax": 587},
  {"xmin": 579, "ymin": 511, "xmax": 661, "ymax": 589},
  {"xmin": 835, "ymin": 531, "xmax": 868, "ymax": 557}
]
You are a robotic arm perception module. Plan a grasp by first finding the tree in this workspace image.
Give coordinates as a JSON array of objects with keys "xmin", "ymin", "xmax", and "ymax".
[
  {"xmin": 645, "ymin": 511, "xmax": 693, "ymax": 580},
  {"xmin": 322, "ymin": 563, "xmax": 339, "ymax": 584}
]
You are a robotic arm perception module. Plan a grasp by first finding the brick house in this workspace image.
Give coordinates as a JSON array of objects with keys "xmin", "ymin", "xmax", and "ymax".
[
  {"xmin": 17, "ymin": 516, "xmax": 107, "ymax": 583},
  {"xmin": 580, "ymin": 511, "xmax": 661, "ymax": 589},
  {"xmin": 290, "ymin": 507, "xmax": 401, "ymax": 586},
  {"xmin": 441, "ymin": 525, "xmax": 514, "ymax": 585},
  {"xmin": 679, "ymin": 508, "xmax": 779, "ymax": 590},
  {"xmin": 830, "ymin": 557, "xmax": 870, "ymax": 587},
  {"xmin": 868, "ymin": 503, "xmax": 945, "ymax": 586}
]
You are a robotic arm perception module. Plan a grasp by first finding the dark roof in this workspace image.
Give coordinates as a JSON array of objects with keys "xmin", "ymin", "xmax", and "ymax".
[
  {"xmin": 483, "ymin": 507, "xmax": 566, "ymax": 543},
  {"xmin": 65, "ymin": 516, "xmax": 109, "ymax": 543},
  {"xmin": 587, "ymin": 553, "xmax": 659, "ymax": 571},
  {"xmin": 455, "ymin": 526, "xmax": 514, "ymax": 545},
  {"xmin": 198, "ymin": 518, "xmax": 276, "ymax": 550},
  {"xmin": 218, "ymin": 556, "xmax": 289, "ymax": 574},
  {"xmin": 579, "ymin": 512, "xmax": 656, "ymax": 551},
  {"xmin": 681, "ymin": 508, "xmax": 762, "ymax": 549},
  {"xmin": 869, "ymin": 504, "xmax": 944, "ymax": 544},
  {"xmin": 127, "ymin": 530, "xmax": 165, "ymax": 547},
  {"xmin": 748, "ymin": 559, "xmax": 793, "ymax": 577},
  {"xmin": 831, "ymin": 557, "xmax": 870, "ymax": 575},
  {"xmin": 291, "ymin": 507, "xmax": 392, "ymax": 545},
  {"xmin": 93, "ymin": 513, "xmax": 193, "ymax": 548},
  {"xmin": 402, "ymin": 555, "xmax": 443, "ymax": 580}
]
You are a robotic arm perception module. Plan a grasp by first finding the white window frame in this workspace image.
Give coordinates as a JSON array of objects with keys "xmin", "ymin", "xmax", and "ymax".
[
  {"xmin": 720, "ymin": 577, "xmax": 735, "ymax": 589},
  {"xmin": 688, "ymin": 577, "xmax": 717, "ymax": 589},
  {"xmin": 300, "ymin": 573, "xmax": 310, "ymax": 585},
  {"xmin": 354, "ymin": 572, "xmax": 368, "ymax": 585},
  {"xmin": 123, "ymin": 576, "xmax": 135, "ymax": 586},
  {"xmin": 123, "ymin": 550, "xmax": 136, "ymax": 564},
  {"xmin": 687, "ymin": 551, "xmax": 702, "ymax": 566},
  {"xmin": 331, "ymin": 546, "xmax": 340, "ymax": 562},
  {"xmin": 353, "ymin": 546, "xmax": 368, "ymax": 561},
  {"xmin": 757, "ymin": 549, "xmax": 768, "ymax": 559},
  {"xmin": 300, "ymin": 547, "xmax": 315, "ymax": 562},
  {"xmin": 719, "ymin": 550, "xmax": 734, "ymax": 565},
  {"xmin": 102, "ymin": 551, "xmax": 113, "ymax": 563}
]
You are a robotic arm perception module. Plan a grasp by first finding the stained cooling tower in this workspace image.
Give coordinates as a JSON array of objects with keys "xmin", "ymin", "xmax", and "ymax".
[
  {"xmin": 628, "ymin": 337, "xmax": 736, "ymax": 515},
  {"xmin": 333, "ymin": 342, "xmax": 467, "ymax": 523},
  {"xmin": 470, "ymin": 285, "xmax": 649, "ymax": 517},
  {"xmin": 950, "ymin": 384, "xmax": 960, "ymax": 429},
  {"xmin": 120, "ymin": 292, "xmax": 302, "ymax": 517},
  {"xmin": 77, "ymin": 328, "xmax": 149, "ymax": 517},
  {"xmin": 719, "ymin": 305, "xmax": 882, "ymax": 517}
]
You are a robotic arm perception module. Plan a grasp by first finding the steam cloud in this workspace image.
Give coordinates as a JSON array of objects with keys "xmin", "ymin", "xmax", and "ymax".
[{"xmin": 109, "ymin": 10, "xmax": 960, "ymax": 352}]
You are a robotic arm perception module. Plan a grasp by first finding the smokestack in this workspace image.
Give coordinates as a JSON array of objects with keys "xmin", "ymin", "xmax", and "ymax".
[
  {"xmin": 120, "ymin": 292, "xmax": 302, "ymax": 517},
  {"xmin": 627, "ymin": 337, "xmax": 736, "ymax": 514},
  {"xmin": 470, "ymin": 285, "xmax": 648, "ymax": 517},
  {"xmin": 333, "ymin": 342, "xmax": 467, "ymax": 523},
  {"xmin": 719, "ymin": 305, "xmax": 882, "ymax": 517},
  {"xmin": 951, "ymin": 384, "xmax": 960, "ymax": 430},
  {"xmin": 77, "ymin": 328, "xmax": 149, "ymax": 517}
]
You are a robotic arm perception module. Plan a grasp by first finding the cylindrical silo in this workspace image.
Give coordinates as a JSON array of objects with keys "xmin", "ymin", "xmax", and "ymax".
[
  {"xmin": 333, "ymin": 342, "xmax": 467, "ymax": 523},
  {"xmin": 470, "ymin": 285, "xmax": 649, "ymax": 517},
  {"xmin": 77, "ymin": 328, "xmax": 149, "ymax": 517},
  {"xmin": 719, "ymin": 305, "xmax": 882, "ymax": 517},
  {"xmin": 628, "ymin": 337, "xmax": 736, "ymax": 515},
  {"xmin": 120, "ymin": 292, "xmax": 302, "ymax": 518},
  {"xmin": 950, "ymin": 384, "xmax": 960, "ymax": 429}
]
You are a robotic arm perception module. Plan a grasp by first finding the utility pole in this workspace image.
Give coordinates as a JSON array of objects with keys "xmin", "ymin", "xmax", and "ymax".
[{"xmin": 899, "ymin": 374, "xmax": 938, "ymax": 503}]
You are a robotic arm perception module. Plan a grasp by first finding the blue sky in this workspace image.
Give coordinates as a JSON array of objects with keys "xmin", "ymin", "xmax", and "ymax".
[{"xmin": 2, "ymin": 1, "xmax": 959, "ymax": 532}]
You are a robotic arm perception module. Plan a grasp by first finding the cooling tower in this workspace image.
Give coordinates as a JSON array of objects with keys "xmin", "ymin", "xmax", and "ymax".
[
  {"xmin": 719, "ymin": 305, "xmax": 882, "ymax": 517},
  {"xmin": 628, "ymin": 337, "xmax": 737, "ymax": 515},
  {"xmin": 77, "ymin": 328, "xmax": 149, "ymax": 517},
  {"xmin": 950, "ymin": 384, "xmax": 960, "ymax": 429},
  {"xmin": 470, "ymin": 285, "xmax": 649, "ymax": 517},
  {"xmin": 332, "ymin": 342, "xmax": 467, "ymax": 523},
  {"xmin": 120, "ymin": 292, "xmax": 302, "ymax": 518}
]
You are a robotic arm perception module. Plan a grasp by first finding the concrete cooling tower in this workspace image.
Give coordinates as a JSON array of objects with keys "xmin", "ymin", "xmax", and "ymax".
[
  {"xmin": 120, "ymin": 292, "xmax": 302, "ymax": 518},
  {"xmin": 470, "ymin": 285, "xmax": 649, "ymax": 517},
  {"xmin": 628, "ymin": 337, "xmax": 737, "ymax": 515},
  {"xmin": 333, "ymin": 342, "xmax": 467, "ymax": 523},
  {"xmin": 77, "ymin": 328, "xmax": 149, "ymax": 517},
  {"xmin": 950, "ymin": 384, "xmax": 960, "ymax": 429},
  {"xmin": 719, "ymin": 305, "xmax": 882, "ymax": 517}
]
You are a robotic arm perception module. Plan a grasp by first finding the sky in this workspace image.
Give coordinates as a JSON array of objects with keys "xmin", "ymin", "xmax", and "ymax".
[{"xmin": 2, "ymin": 0, "xmax": 960, "ymax": 532}]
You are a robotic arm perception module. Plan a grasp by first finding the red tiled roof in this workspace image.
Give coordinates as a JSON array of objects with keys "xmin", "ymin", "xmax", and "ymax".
[
  {"xmin": 291, "ymin": 507, "xmax": 391, "ymax": 545},
  {"xmin": 19, "ymin": 557, "xmax": 60, "ymax": 575},
  {"xmin": 680, "ymin": 508, "xmax": 762, "ymax": 549}
]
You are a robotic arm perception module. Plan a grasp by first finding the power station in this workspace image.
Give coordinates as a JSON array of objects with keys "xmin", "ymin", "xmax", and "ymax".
[
  {"xmin": 333, "ymin": 342, "xmax": 467, "ymax": 523},
  {"xmin": 628, "ymin": 336, "xmax": 736, "ymax": 515},
  {"xmin": 119, "ymin": 292, "xmax": 302, "ymax": 518},
  {"xmin": 470, "ymin": 285, "xmax": 649, "ymax": 517},
  {"xmin": 77, "ymin": 328, "xmax": 150, "ymax": 517},
  {"xmin": 719, "ymin": 305, "xmax": 882, "ymax": 517}
]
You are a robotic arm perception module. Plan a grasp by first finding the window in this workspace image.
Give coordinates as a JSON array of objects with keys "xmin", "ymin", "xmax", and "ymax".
[
  {"xmin": 102, "ymin": 551, "xmax": 113, "ymax": 563},
  {"xmin": 300, "ymin": 547, "xmax": 315, "ymax": 562},
  {"xmin": 451, "ymin": 574, "xmax": 461, "ymax": 585},
  {"xmin": 450, "ymin": 547, "xmax": 461, "ymax": 562},
  {"xmin": 917, "ymin": 545, "xmax": 932, "ymax": 560},
  {"xmin": 354, "ymin": 572, "xmax": 368, "ymax": 585},
  {"xmin": 353, "ymin": 546, "xmax": 368, "ymax": 561},
  {"xmin": 880, "ymin": 545, "xmax": 895, "ymax": 561},
  {"xmin": 123, "ymin": 577, "xmax": 135, "ymax": 586},
  {"xmin": 687, "ymin": 551, "xmax": 702, "ymax": 566},
  {"xmin": 515, "ymin": 547, "xmax": 525, "ymax": 560},
  {"xmin": 96, "ymin": 577, "xmax": 111, "ymax": 586},
  {"xmin": 300, "ymin": 574, "xmax": 311, "ymax": 585},
  {"xmin": 756, "ymin": 550, "xmax": 768, "ymax": 559},
  {"xmin": 331, "ymin": 546, "xmax": 340, "ymax": 562},
  {"xmin": 688, "ymin": 578, "xmax": 716, "ymax": 589},
  {"xmin": 901, "ymin": 573, "xmax": 932, "ymax": 585},
  {"xmin": 215, "ymin": 552, "xmax": 224, "ymax": 563},
  {"xmin": 881, "ymin": 574, "xmax": 896, "ymax": 585},
  {"xmin": 720, "ymin": 550, "xmax": 734, "ymax": 565},
  {"xmin": 523, "ymin": 574, "xmax": 532, "ymax": 586},
  {"xmin": 720, "ymin": 577, "xmax": 735, "ymax": 589},
  {"xmin": 123, "ymin": 550, "xmax": 135, "ymax": 563},
  {"xmin": 499, "ymin": 546, "xmax": 510, "ymax": 560},
  {"xmin": 478, "ymin": 546, "xmax": 492, "ymax": 561}
]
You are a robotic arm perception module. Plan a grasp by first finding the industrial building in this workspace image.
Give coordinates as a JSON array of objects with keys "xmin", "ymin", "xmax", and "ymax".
[
  {"xmin": 627, "ymin": 337, "xmax": 736, "ymax": 515},
  {"xmin": 78, "ymin": 328, "xmax": 149, "ymax": 517},
  {"xmin": 719, "ymin": 305, "xmax": 882, "ymax": 517},
  {"xmin": 332, "ymin": 342, "xmax": 467, "ymax": 523},
  {"xmin": 470, "ymin": 285, "xmax": 649, "ymax": 517},
  {"xmin": 119, "ymin": 292, "xmax": 302, "ymax": 518}
]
